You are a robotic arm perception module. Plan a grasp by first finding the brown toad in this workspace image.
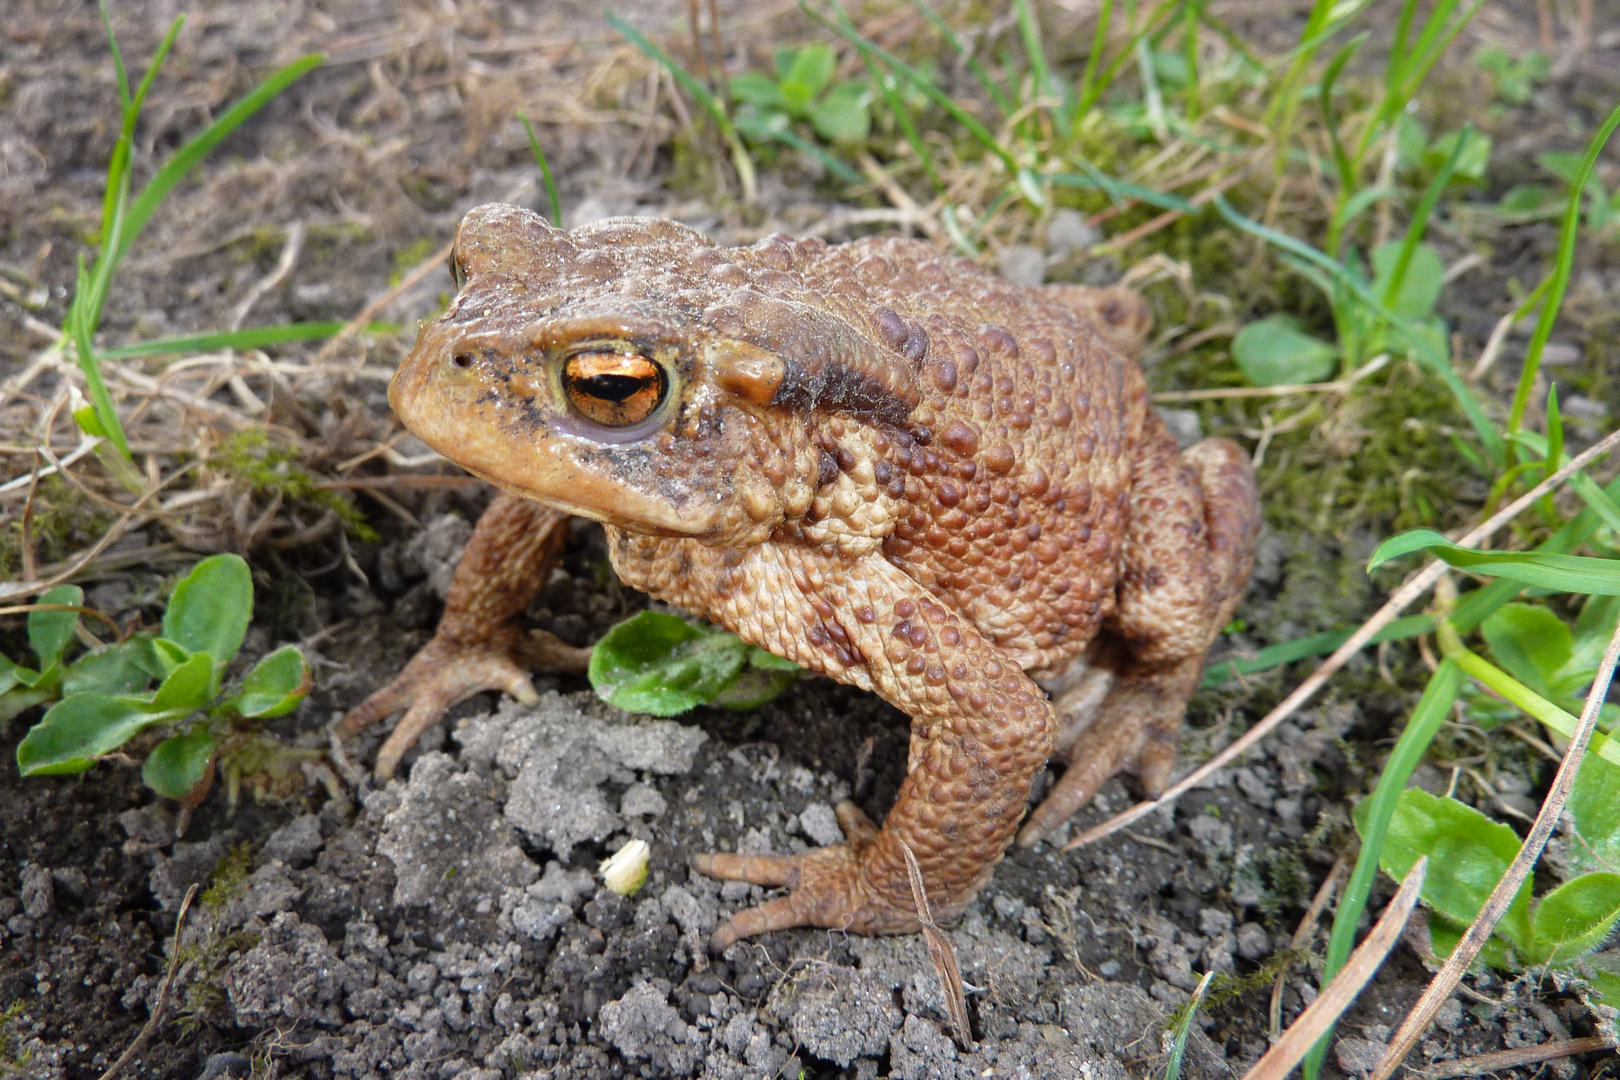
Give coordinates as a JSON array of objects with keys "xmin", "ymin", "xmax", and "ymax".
[{"xmin": 339, "ymin": 204, "xmax": 1260, "ymax": 947}]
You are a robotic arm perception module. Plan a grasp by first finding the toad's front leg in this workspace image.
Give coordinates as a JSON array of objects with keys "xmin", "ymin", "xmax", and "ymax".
[
  {"xmin": 335, "ymin": 492, "xmax": 591, "ymax": 780},
  {"xmin": 670, "ymin": 545, "xmax": 1056, "ymax": 947}
]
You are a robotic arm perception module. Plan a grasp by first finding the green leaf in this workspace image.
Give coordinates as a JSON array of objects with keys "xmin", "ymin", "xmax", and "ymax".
[
  {"xmin": 1425, "ymin": 129, "xmax": 1491, "ymax": 183},
  {"xmin": 1396, "ymin": 112, "xmax": 1429, "ymax": 172},
  {"xmin": 141, "ymin": 726, "xmax": 217, "ymax": 800},
  {"xmin": 589, "ymin": 611, "xmax": 754, "ymax": 716},
  {"xmin": 1371, "ymin": 241, "xmax": 1445, "ymax": 320},
  {"xmin": 729, "ymin": 71, "xmax": 784, "ymax": 110},
  {"xmin": 163, "ymin": 554, "xmax": 252, "ymax": 664},
  {"xmin": 1362, "ymin": 788, "xmax": 1533, "ymax": 948},
  {"xmin": 0, "ymin": 687, "xmax": 54, "ymax": 726},
  {"xmin": 151, "ymin": 653, "xmax": 215, "ymax": 713},
  {"xmin": 782, "ymin": 43, "xmax": 836, "ymax": 98},
  {"xmin": 1530, "ymin": 873, "xmax": 1620, "ymax": 965},
  {"xmin": 16, "ymin": 693, "xmax": 184, "ymax": 775},
  {"xmin": 1583, "ymin": 950, "xmax": 1620, "ymax": 1008},
  {"xmin": 29, "ymin": 585, "xmax": 85, "ymax": 669},
  {"xmin": 1539, "ymin": 150, "xmax": 1593, "ymax": 189},
  {"xmin": 711, "ymin": 668, "xmax": 799, "ymax": 710},
  {"xmin": 1230, "ymin": 315, "xmax": 1339, "ymax": 387},
  {"xmin": 1480, "ymin": 603, "xmax": 1570, "ymax": 698},
  {"xmin": 226, "ymin": 645, "xmax": 311, "ymax": 718},
  {"xmin": 807, "ymin": 82, "xmax": 871, "ymax": 143},
  {"xmin": 1497, "ymin": 183, "xmax": 1554, "ymax": 217},
  {"xmin": 1570, "ymin": 596, "xmax": 1620, "ymax": 676},
  {"xmin": 1427, "ymin": 911, "xmax": 1522, "ymax": 970},
  {"xmin": 152, "ymin": 637, "xmax": 191, "ymax": 674},
  {"xmin": 747, "ymin": 646, "xmax": 803, "ymax": 672},
  {"xmin": 1567, "ymin": 754, "xmax": 1620, "ymax": 879},
  {"xmin": 63, "ymin": 639, "xmax": 158, "ymax": 697},
  {"xmin": 0, "ymin": 655, "xmax": 28, "ymax": 698}
]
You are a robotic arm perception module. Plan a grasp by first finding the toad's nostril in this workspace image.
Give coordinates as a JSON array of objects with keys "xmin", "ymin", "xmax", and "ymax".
[{"xmin": 451, "ymin": 352, "xmax": 474, "ymax": 369}]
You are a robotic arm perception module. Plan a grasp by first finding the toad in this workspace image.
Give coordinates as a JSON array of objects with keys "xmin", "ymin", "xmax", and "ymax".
[{"xmin": 339, "ymin": 204, "xmax": 1259, "ymax": 948}]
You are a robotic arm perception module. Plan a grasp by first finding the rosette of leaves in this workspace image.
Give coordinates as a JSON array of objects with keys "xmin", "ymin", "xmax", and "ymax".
[
  {"xmin": 1356, "ymin": 787, "xmax": 1620, "ymax": 1006},
  {"xmin": 13, "ymin": 554, "xmax": 310, "ymax": 801},
  {"xmin": 1232, "ymin": 239, "xmax": 1449, "ymax": 387},
  {"xmin": 588, "ymin": 610, "xmax": 800, "ymax": 716},
  {"xmin": 729, "ymin": 43, "xmax": 872, "ymax": 148}
]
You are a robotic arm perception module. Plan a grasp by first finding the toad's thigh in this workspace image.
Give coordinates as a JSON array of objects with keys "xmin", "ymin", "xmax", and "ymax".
[{"xmin": 1109, "ymin": 427, "xmax": 1259, "ymax": 665}]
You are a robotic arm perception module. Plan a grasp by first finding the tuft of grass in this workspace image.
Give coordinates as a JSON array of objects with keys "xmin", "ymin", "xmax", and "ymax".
[{"xmin": 214, "ymin": 429, "xmax": 376, "ymax": 542}]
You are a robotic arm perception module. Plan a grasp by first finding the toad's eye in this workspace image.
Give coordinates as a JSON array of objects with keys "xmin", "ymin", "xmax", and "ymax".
[{"xmin": 561, "ymin": 351, "xmax": 667, "ymax": 426}]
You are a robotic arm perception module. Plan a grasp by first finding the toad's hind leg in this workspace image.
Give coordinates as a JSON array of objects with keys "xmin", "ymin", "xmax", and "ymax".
[
  {"xmin": 334, "ymin": 491, "xmax": 592, "ymax": 780},
  {"xmin": 1017, "ymin": 431, "xmax": 1259, "ymax": 847}
]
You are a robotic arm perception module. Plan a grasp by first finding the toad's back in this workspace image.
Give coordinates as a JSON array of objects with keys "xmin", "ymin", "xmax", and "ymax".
[{"xmin": 773, "ymin": 234, "xmax": 1148, "ymax": 674}]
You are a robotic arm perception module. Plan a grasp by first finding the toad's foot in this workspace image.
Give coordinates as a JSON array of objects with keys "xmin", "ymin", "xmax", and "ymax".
[
  {"xmin": 335, "ymin": 626, "xmax": 591, "ymax": 781},
  {"xmin": 1016, "ymin": 655, "xmax": 1201, "ymax": 847},
  {"xmin": 693, "ymin": 801, "xmax": 919, "ymax": 948}
]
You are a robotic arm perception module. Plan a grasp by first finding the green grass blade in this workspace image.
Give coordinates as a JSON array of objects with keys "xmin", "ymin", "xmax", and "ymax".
[
  {"xmin": 68, "ymin": 257, "xmax": 131, "ymax": 459},
  {"xmin": 1304, "ymin": 660, "xmax": 1462, "ymax": 1080},
  {"xmin": 1385, "ymin": 0, "xmax": 1426, "ymax": 95},
  {"xmin": 1015, "ymin": 0, "xmax": 1065, "ymax": 137},
  {"xmin": 860, "ymin": 56, "xmax": 940, "ymax": 188},
  {"xmin": 1076, "ymin": 0, "xmax": 1183, "ymax": 119},
  {"xmin": 1319, "ymin": 34, "xmax": 1368, "ymax": 193},
  {"xmin": 99, "ymin": 0, "xmax": 132, "ymax": 113},
  {"xmin": 901, "ymin": 0, "xmax": 1013, "ymax": 116},
  {"xmin": 1510, "ymin": 100, "xmax": 1620, "ymax": 434},
  {"xmin": 605, "ymin": 12, "xmax": 756, "ymax": 201},
  {"xmin": 1164, "ymin": 970, "xmax": 1215, "ymax": 1080},
  {"xmin": 1050, "ymin": 169, "xmax": 1196, "ymax": 214},
  {"xmin": 1201, "ymin": 615, "xmax": 1436, "ymax": 686},
  {"xmin": 1380, "ymin": 124, "xmax": 1473, "ymax": 309},
  {"xmin": 517, "ymin": 113, "xmax": 564, "ymax": 224},
  {"xmin": 1214, "ymin": 194, "xmax": 1503, "ymax": 463},
  {"xmin": 804, "ymin": 0, "xmax": 1017, "ymax": 174},
  {"xmin": 755, "ymin": 122, "xmax": 865, "ymax": 184},
  {"xmin": 109, "ymin": 53, "xmax": 325, "ymax": 296},
  {"xmin": 129, "ymin": 15, "xmax": 186, "ymax": 129},
  {"xmin": 1076, "ymin": 0, "xmax": 1116, "ymax": 116},
  {"xmin": 98, "ymin": 321, "xmax": 397, "ymax": 361}
]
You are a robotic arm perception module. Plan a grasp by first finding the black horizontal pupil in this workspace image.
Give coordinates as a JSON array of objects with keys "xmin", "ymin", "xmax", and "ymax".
[{"xmin": 576, "ymin": 373, "xmax": 653, "ymax": 403}]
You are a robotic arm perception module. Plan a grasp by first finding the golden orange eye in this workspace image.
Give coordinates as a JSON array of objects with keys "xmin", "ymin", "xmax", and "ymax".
[{"xmin": 561, "ymin": 351, "xmax": 667, "ymax": 426}]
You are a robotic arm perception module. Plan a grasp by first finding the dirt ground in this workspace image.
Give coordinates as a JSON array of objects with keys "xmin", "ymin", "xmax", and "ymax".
[{"xmin": 2, "ymin": 0, "xmax": 1620, "ymax": 1078}]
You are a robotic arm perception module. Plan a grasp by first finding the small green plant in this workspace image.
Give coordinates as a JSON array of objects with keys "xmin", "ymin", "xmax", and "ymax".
[
  {"xmin": 66, "ymin": 5, "xmax": 322, "ymax": 479},
  {"xmin": 12, "ymin": 555, "xmax": 310, "ymax": 802},
  {"xmin": 1355, "ymin": 787, "xmax": 1620, "ymax": 1003},
  {"xmin": 588, "ymin": 610, "xmax": 800, "ymax": 716},
  {"xmin": 1474, "ymin": 45, "xmax": 1549, "ymax": 105},
  {"xmin": 730, "ymin": 44, "xmax": 872, "ymax": 149}
]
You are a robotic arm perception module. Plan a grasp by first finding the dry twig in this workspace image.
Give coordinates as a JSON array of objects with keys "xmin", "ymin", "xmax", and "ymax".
[
  {"xmin": 1066, "ymin": 424, "xmax": 1620, "ymax": 852},
  {"xmin": 1270, "ymin": 854, "xmax": 1350, "ymax": 1039},
  {"xmin": 97, "ymin": 883, "xmax": 199, "ymax": 1080},
  {"xmin": 1421, "ymin": 1036, "xmax": 1615, "ymax": 1078},
  {"xmin": 1240, "ymin": 859, "xmax": 1427, "ymax": 1080},
  {"xmin": 900, "ymin": 841, "xmax": 973, "ymax": 1051},
  {"xmin": 1367, "ymin": 612, "xmax": 1620, "ymax": 1080}
]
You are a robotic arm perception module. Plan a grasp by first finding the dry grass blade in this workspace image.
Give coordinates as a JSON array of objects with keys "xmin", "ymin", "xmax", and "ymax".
[
  {"xmin": 900, "ymin": 840, "xmax": 973, "ymax": 1051},
  {"xmin": 1067, "ymin": 424, "xmax": 1620, "ymax": 852},
  {"xmin": 1367, "ymin": 609, "xmax": 1620, "ymax": 1080},
  {"xmin": 1270, "ymin": 853, "xmax": 1349, "ymax": 1039},
  {"xmin": 1241, "ymin": 858, "xmax": 1428, "ymax": 1080},
  {"xmin": 309, "ymin": 239, "xmax": 452, "ymax": 367},
  {"xmin": 97, "ymin": 883, "xmax": 198, "ymax": 1080},
  {"xmin": 1422, "ymin": 1036, "xmax": 1616, "ymax": 1078}
]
